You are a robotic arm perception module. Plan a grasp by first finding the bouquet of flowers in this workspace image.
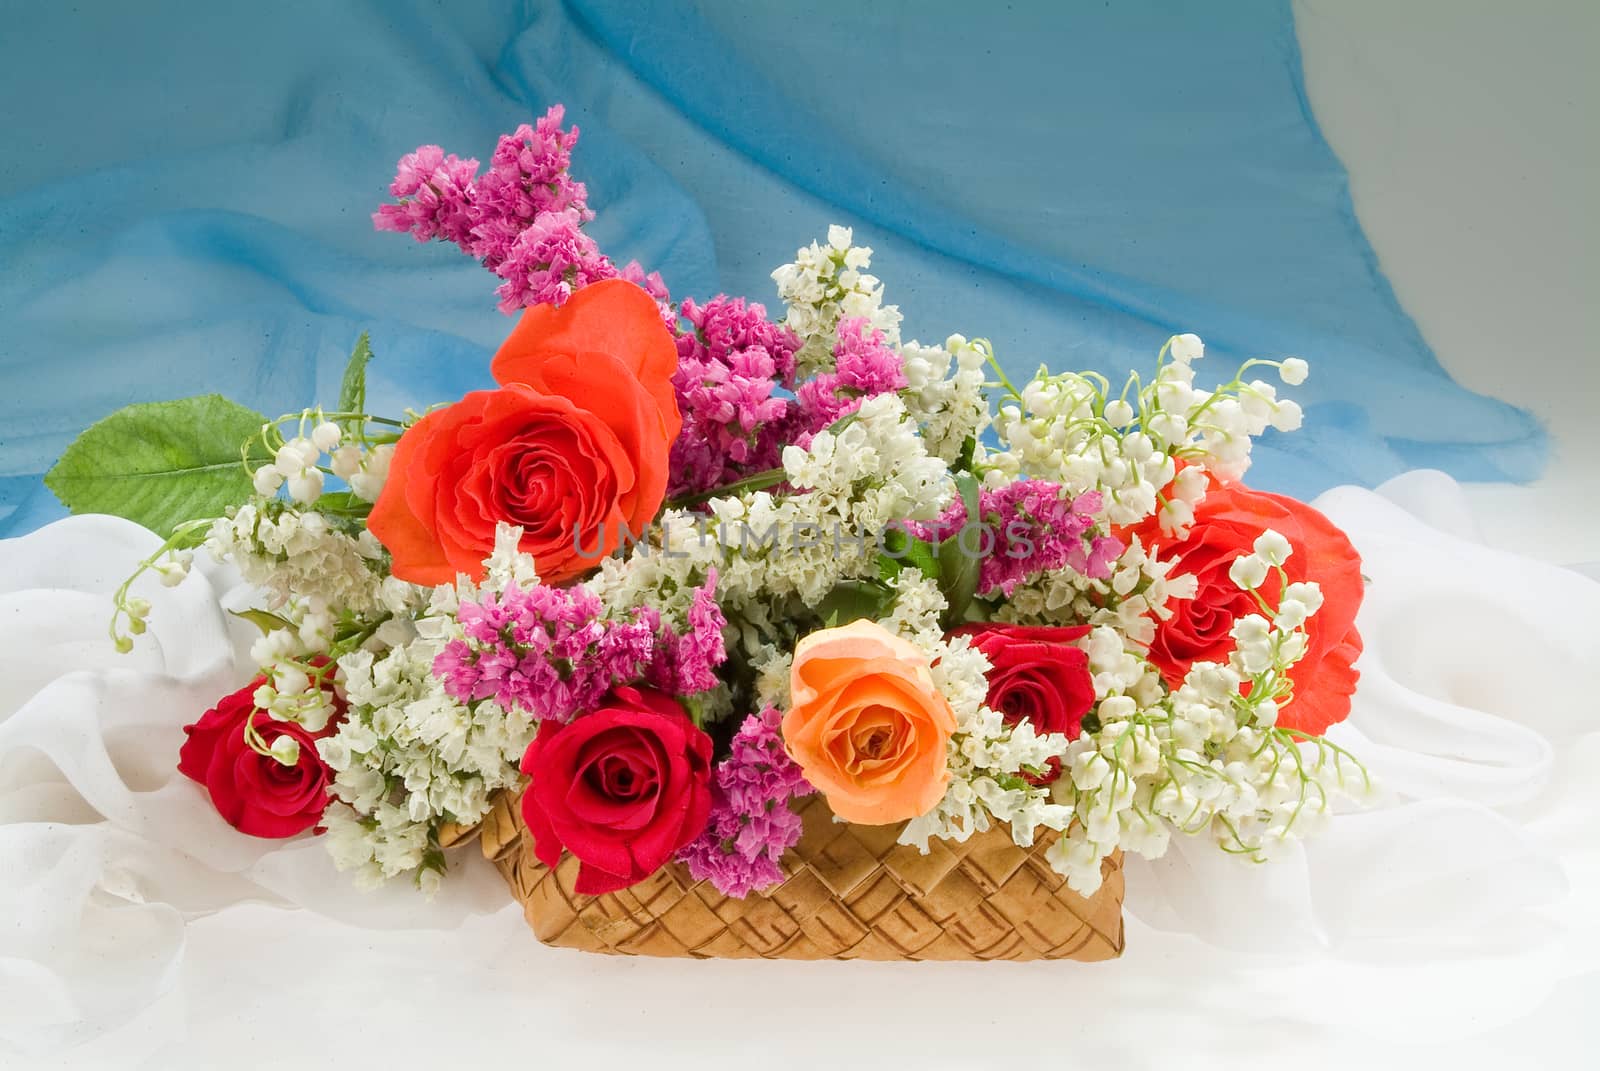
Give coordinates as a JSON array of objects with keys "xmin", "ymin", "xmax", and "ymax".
[{"xmin": 45, "ymin": 106, "xmax": 1370, "ymax": 961}]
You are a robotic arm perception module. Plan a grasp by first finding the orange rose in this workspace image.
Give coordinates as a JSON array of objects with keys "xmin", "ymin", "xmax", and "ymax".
[
  {"xmin": 369, "ymin": 280, "xmax": 679, "ymax": 585},
  {"xmin": 782, "ymin": 620, "xmax": 956, "ymax": 825}
]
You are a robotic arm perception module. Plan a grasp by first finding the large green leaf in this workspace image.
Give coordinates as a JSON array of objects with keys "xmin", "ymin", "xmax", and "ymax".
[
  {"xmin": 44, "ymin": 394, "xmax": 270, "ymax": 537},
  {"xmin": 337, "ymin": 333, "xmax": 373, "ymax": 426}
]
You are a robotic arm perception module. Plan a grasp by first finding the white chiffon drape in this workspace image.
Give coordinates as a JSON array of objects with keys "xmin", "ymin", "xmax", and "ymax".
[{"xmin": 2, "ymin": 471, "xmax": 1595, "ymax": 1069}]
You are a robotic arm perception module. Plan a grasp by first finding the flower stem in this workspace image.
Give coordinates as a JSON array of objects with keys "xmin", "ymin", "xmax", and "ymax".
[{"xmin": 666, "ymin": 468, "xmax": 788, "ymax": 509}]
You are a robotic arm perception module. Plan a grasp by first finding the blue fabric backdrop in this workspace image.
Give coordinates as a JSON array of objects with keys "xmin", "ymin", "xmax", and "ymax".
[{"xmin": 0, "ymin": 0, "xmax": 1543, "ymax": 534}]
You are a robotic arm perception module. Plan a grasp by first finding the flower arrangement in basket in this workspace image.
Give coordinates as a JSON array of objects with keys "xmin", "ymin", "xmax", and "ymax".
[{"xmin": 46, "ymin": 106, "xmax": 1370, "ymax": 962}]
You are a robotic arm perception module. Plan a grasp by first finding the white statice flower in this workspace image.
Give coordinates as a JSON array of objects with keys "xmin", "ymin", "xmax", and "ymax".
[
  {"xmin": 750, "ymin": 643, "xmax": 793, "ymax": 713},
  {"xmin": 877, "ymin": 570, "xmax": 946, "ymax": 644},
  {"xmin": 898, "ymin": 334, "xmax": 992, "ymax": 462},
  {"xmin": 321, "ymin": 802, "xmax": 435, "ymax": 891},
  {"xmin": 771, "ymin": 225, "xmax": 903, "ymax": 352},
  {"xmin": 781, "ymin": 394, "xmax": 950, "ymax": 519},
  {"xmin": 319, "ymin": 602, "xmax": 536, "ymax": 888},
  {"xmin": 207, "ymin": 501, "xmax": 385, "ymax": 616},
  {"xmin": 591, "ymin": 393, "xmax": 953, "ymax": 624},
  {"xmin": 480, "ymin": 522, "xmax": 541, "ymax": 590},
  {"xmin": 897, "ymin": 627, "xmax": 1077, "ymax": 857}
]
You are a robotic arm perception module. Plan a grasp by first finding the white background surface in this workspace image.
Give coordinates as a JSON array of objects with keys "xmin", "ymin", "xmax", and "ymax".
[{"xmin": 3, "ymin": 4, "xmax": 1598, "ymax": 1069}]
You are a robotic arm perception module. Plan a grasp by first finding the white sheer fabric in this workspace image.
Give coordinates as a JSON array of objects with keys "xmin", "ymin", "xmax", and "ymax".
[{"xmin": 2, "ymin": 471, "xmax": 1595, "ymax": 1068}]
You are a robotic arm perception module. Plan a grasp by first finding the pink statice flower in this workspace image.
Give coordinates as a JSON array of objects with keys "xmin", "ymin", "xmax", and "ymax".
[
  {"xmin": 374, "ymin": 106, "xmax": 615, "ymax": 312},
  {"xmin": 678, "ymin": 707, "xmax": 813, "ymax": 897},
  {"xmin": 433, "ymin": 582, "xmax": 654, "ymax": 722},
  {"xmin": 667, "ymin": 296, "xmax": 801, "ymax": 498},
  {"xmin": 914, "ymin": 481, "xmax": 1122, "ymax": 596},
  {"xmin": 371, "ymin": 145, "xmax": 481, "ymax": 248},
  {"xmin": 491, "ymin": 208, "xmax": 618, "ymax": 313},
  {"xmin": 436, "ymin": 572, "xmax": 729, "ymax": 721},
  {"xmin": 646, "ymin": 571, "xmax": 729, "ymax": 695},
  {"xmin": 791, "ymin": 317, "xmax": 906, "ymax": 445},
  {"xmin": 477, "ymin": 108, "xmax": 591, "ymax": 221}
]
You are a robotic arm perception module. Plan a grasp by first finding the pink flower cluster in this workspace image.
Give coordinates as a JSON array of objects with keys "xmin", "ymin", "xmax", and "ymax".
[
  {"xmin": 668, "ymin": 296, "xmax": 801, "ymax": 498},
  {"xmin": 643, "ymin": 571, "xmax": 729, "ymax": 696},
  {"xmin": 373, "ymin": 106, "xmax": 618, "ymax": 312},
  {"xmin": 371, "ymin": 145, "xmax": 481, "ymax": 248},
  {"xmin": 434, "ymin": 573, "xmax": 728, "ymax": 721},
  {"xmin": 919, "ymin": 481, "xmax": 1122, "ymax": 596},
  {"xmin": 792, "ymin": 317, "xmax": 907, "ymax": 445},
  {"xmin": 490, "ymin": 208, "xmax": 617, "ymax": 313},
  {"xmin": 678, "ymin": 707, "xmax": 813, "ymax": 897}
]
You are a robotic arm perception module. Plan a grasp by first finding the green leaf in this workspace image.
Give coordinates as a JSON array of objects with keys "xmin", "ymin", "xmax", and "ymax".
[
  {"xmin": 954, "ymin": 434, "xmax": 977, "ymax": 473},
  {"xmin": 231, "ymin": 608, "xmax": 294, "ymax": 635},
  {"xmin": 313, "ymin": 490, "xmax": 372, "ymax": 517},
  {"xmin": 877, "ymin": 525, "xmax": 941, "ymax": 584},
  {"xmin": 337, "ymin": 333, "xmax": 374, "ymax": 427},
  {"xmin": 937, "ymin": 472, "xmax": 983, "ymax": 628},
  {"xmin": 44, "ymin": 394, "xmax": 271, "ymax": 537},
  {"xmin": 816, "ymin": 579, "xmax": 897, "ymax": 628}
]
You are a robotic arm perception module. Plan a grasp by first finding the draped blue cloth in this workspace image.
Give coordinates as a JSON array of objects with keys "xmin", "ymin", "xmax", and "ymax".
[{"xmin": 0, "ymin": 0, "xmax": 1543, "ymax": 535}]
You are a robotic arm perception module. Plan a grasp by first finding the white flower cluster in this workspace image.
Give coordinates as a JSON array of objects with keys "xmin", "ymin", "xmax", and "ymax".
[
  {"xmin": 206, "ymin": 502, "xmax": 387, "ymax": 617},
  {"xmin": 898, "ymin": 334, "xmax": 992, "ymax": 463},
  {"xmin": 330, "ymin": 441, "xmax": 395, "ymax": 503},
  {"xmin": 888, "ymin": 576, "xmax": 1078, "ymax": 855},
  {"xmin": 771, "ymin": 225, "xmax": 903, "ymax": 352},
  {"xmin": 250, "ymin": 413, "xmax": 396, "ymax": 507},
  {"xmin": 779, "ymin": 393, "xmax": 950, "ymax": 521},
  {"xmin": 1042, "ymin": 537, "xmax": 1370, "ymax": 895},
  {"xmin": 251, "ymin": 658, "xmax": 341, "ymax": 734},
  {"xmin": 318, "ymin": 595, "xmax": 535, "ymax": 889},
  {"xmin": 590, "ymin": 393, "xmax": 952, "ymax": 617},
  {"xmin": 313, "ymin": 532, "xmax": 553, "ymax": 890},
  {"xmin": 989, "ymin": 334, "xmax": 1307, "ymax": 527},
  {"xmin": 997, "ymin": 535, "xmax": 1199, "ymax": 647}
]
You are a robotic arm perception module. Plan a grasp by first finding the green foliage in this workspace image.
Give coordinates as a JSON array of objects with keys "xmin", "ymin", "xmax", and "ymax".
[
  {"xmin": 337, "ymin": 333, "xmax": 374, "ymax": 429},
  {"xmin": 231, "ymin": 608, "xmax": 294, "ymax": 634},
  {"xmin": 876, "ymin": 524, "xmax": 940, "ymax": 583},
  {"xmin": 816, "ymin": 579, "xmax": 898, "ymax": 628},
  {"xmin": 936, "ymin": 471, "xmax": 983, "ymax": 628},
  {"xmin": 44, "ymin": 394, "xmax": 271, "ymax": 537}
]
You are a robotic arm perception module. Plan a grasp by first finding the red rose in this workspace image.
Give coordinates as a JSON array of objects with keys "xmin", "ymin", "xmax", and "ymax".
[
  {"xmin": 1130, "ymin": 483, "xmax": 1364, "ymax": 735},
  {"xmin": 177, "ymin": 676, "xmax": 339, "ymax": 838},
  {"xmin": 370, "ymin": 279, "xmax": 681, "ymax": 586},
  {"xmin": 949, "ymin": 623, "xmax": 1095, "ymax": 785},
  {"xmin": 519, "ymin": 686, "xmax": 713, "ymax": 895}
]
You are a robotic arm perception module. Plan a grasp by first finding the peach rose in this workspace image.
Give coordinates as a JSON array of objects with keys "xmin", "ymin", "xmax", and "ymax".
[{"xmin": 782, "ymin": 619, "xmax": 956, "ymax": 825}]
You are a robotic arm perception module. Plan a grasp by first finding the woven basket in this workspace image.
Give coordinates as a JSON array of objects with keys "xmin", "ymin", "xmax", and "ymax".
[{"xmin": 459, "ymin": 790, "xmax": 1125, "ymax": 961}]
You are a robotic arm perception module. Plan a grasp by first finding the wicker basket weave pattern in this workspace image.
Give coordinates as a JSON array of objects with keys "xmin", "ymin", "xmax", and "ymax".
[{"xmin": 472, "ymin": 790, "xmax": 1125, "ymax": 961}]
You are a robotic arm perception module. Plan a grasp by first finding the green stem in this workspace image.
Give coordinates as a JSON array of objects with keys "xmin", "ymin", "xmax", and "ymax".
[
  {"xmin": 983, "ymin": 342, "xmax": 1024, "ymax": 401},
  {"xmin": 666, "ymin": 467, "xmax": 788, "ymax": 509}
]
